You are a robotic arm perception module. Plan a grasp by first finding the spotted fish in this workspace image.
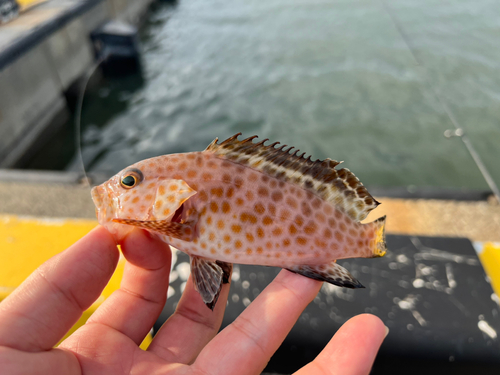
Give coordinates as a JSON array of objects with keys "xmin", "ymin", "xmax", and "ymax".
[{"xmin": 92, "ymin": 134, "xmax": 386, "ymax": 309}]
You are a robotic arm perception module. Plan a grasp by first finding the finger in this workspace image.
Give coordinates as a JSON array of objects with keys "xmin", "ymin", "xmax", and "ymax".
[
  {"xmin": 193, "ymin": 270, "xmax": 322, "ymax": 375},
  {"xmin": 84, "ymin": 229, "xmax": 171, "ymax": 345},
  {"xmin": 0, "ymin": 346, "xmax": 80, "ymax": 375},
  {"xmin": 0, "ymin": 226, "xmax": 118, "ymax": 351},
  {"xmin": 148, "ymin": 273, "xmax": 230, "ymax": 364},
  {"xmin": 296, "ymin": 314, "xmax": 386, "ymax": 375}
]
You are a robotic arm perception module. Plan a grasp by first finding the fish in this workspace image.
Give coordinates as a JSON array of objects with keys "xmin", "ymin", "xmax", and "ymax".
[{"xmin": 91, "ymin": 133, "xmax": 387, "ymax": 309}]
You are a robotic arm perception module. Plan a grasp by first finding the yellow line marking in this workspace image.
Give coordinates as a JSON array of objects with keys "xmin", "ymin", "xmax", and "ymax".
[
  {"xmin": 0, "ymin": 215, "xmax": 154, "ymax": 348},
  {"xmin": 478, "ymin": 242, "xmax": 500, "ymax": 298}
]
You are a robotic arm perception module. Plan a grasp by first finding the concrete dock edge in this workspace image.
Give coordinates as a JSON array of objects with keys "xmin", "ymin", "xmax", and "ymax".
[{"xmin": 0, "ymin": 0, "xmax": 155, "ymax": 168}]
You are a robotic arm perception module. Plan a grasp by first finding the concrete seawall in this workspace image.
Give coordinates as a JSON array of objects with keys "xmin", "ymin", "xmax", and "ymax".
[{"xmin": 0, "ymin": 0, "xmax": 155, "ymax": 168}]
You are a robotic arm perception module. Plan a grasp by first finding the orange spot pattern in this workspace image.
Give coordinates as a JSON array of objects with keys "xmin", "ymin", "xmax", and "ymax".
[{"xmin": 124, "ymin": 153, "xmax": 377, "ymax": 266}]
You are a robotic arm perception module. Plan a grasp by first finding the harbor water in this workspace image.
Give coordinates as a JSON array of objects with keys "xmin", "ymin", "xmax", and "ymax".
[{"xmin": 27, "ymin": 0, "xmax": 500, "ymax": 191}]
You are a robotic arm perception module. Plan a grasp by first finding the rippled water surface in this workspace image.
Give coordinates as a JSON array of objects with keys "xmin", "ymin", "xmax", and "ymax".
[{"xmin": 43, "ymin": 0, "xmax": 500, "ymax": 189}]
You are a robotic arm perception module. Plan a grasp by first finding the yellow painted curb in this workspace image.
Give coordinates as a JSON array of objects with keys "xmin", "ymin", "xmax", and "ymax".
[
  {"xmin": 478, "ymin": 242, "xmax": 500, "ymax": 298},
  {"xmin": 17, "ymin": 0, "xmax": 48, "ymax": 13},
  {"xmin": 0, "ymin": 215, "xmax": 152, "ymax": 349},
  {"xmin": 0, "ymin": 215, "xmax": 99, "ymax": 296}
]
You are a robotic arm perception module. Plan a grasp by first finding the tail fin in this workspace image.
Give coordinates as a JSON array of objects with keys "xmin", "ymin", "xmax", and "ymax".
[{"xmin": 370, "ymin": 215, "xmax": 387, "ymax": 257}]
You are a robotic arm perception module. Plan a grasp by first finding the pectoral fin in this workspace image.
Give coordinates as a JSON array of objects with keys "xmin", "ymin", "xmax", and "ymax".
[
  {"xmin": 190, "ymin": 256, "xmax": 233, "ymax": 310},
  {"xmin": 286, "ymin": 262, "xmax": 364, "ymax": 289},
  {"xmin": 112, "ymin": 218, "xmax": 195, "ymax": 241}
]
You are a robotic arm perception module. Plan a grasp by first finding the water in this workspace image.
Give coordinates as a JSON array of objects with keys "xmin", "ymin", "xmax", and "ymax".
[{"xmin": 30, "ymin": 0, "xmax": 500, "ymax": 190}]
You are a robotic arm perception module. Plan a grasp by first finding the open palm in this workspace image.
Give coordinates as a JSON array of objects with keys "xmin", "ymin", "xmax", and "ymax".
[{"xmin": 0, "ymin": 227, "xmax": 386, "ymax": 374}]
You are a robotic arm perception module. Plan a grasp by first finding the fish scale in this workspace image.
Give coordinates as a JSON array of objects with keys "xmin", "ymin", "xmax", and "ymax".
[{"xmin": 92, "ymin": 134, "xmax": 387, "ymax": 309}]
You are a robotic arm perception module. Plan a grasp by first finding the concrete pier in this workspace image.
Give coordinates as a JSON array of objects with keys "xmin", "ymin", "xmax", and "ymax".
[{"xmin": 0, "ymin": 0, "xmax": 154, "ymax": 168}]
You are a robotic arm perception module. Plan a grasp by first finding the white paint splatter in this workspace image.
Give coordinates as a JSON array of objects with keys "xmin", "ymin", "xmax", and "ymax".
[
  {"xmin": 176, "ymin": 262, "xmax": 191, "ymax": 281},
  {"xmin": 413, "ymin": 279, "xmax": 425, "ymax": 288},
  {"xmin": 478, "ymin": 320, "xmax": 497, "ymax": 339},
  {"xmin": 411, "ymin": 237, "xmax": 479, "ymax": 265},
  {"xmin": 397, "ymin": 254, "xmax": 411, "ymax": 264},
  {"xmin": 421, "ymin": 266, "xmax": 433, "ymax": 276},
  {"xmin": 395, "ymin": 295, "xmax": 428, "ymax": 326},
  {"xmin": 445, "ymin": 263, "xmax": 457, "ymax": 289},
  {"xmin": 169, "ymin": 270, "xmax": 178, "ymax": 283},
  {"xmin": 232, "ymin": 266, "xmax": 240, "ymax": 282},
  {"xmin": 398, "ymin": 300, "xmax": 413, "ymax": 310},
  {"xmin": 170, "ymin": 247, "xmax": 178, "ymax": 271},
  {"xmin": 167, "ymin": 286, "xmax": 175, "ymax": 298},
  {"xmin": 412, "ymin": 310, "xmax": 428, "ymax": 327}
]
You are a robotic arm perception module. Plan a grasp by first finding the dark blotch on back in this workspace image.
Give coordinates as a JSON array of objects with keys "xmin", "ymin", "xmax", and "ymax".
[
  {"xmin": 344, "ymin": 190, "xmax": 355, "ymax": 199},
  {"xmin": 337, "ymin": 169, "xmax": 348, "ymax": 179},
  {"xmin": 346, "ymin": 175, "xmax": 358, "ymax": 188},
  {"xmin": 356, "ymin": 186, "xmax": 368, "ymax": 198},
  {"xmin": 207, "ymin": 133, "xmax": 380, "ymax": 221}
]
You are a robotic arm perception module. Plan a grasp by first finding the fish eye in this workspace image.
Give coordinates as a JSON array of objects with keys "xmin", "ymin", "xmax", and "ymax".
[
  {"xmin": 120, "ymin": 168, "xmax": 144, "ymax": 189},
  {"xmin": 121, "ymin": 175, "xmax": 137, "ymax": 188}
]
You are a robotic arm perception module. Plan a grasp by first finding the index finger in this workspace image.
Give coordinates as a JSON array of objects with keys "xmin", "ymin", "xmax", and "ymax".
[{"xmin": 0, "ymin": 226, "xmax": 119, "ymax": 351}]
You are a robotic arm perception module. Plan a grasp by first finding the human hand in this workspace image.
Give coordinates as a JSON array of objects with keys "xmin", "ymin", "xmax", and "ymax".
[{"xmin": 0, "ymin": 226, "xmax": 387, "ymax": 374}]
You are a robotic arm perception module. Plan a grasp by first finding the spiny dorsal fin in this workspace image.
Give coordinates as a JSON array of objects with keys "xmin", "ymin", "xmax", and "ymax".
[{"xmin": 205, "ymin": 133, "xmax": 379, "ymax": 222}]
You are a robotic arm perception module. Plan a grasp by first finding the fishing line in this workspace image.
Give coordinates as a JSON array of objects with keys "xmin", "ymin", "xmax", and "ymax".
[
  {"xmin": 379, "ymin": 0, "xmax": 500, "ymax": 203},
  {"xmin": 75, "ymin": 54, "xmax": 107, "ymax": 188}
]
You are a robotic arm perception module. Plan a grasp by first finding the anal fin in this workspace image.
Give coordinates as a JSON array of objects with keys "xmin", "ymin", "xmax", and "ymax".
[
  {"xmin": 191, "ymin": 256, "xmax": 232, "ymax": 310},
  {"xmin": 286, "ymin": 261, "xmax": 364, "ymax": 289}
]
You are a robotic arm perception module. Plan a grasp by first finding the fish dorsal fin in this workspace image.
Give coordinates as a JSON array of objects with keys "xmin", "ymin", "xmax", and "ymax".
[{"xmin": 205, "ymin": 133, "xmax": 379, "ymax": 222}]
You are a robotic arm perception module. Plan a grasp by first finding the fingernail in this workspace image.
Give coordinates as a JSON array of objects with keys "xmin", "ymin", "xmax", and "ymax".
[{"xmin": 384, "ymin": 325, "xmax": 390, "ymax": 338}]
